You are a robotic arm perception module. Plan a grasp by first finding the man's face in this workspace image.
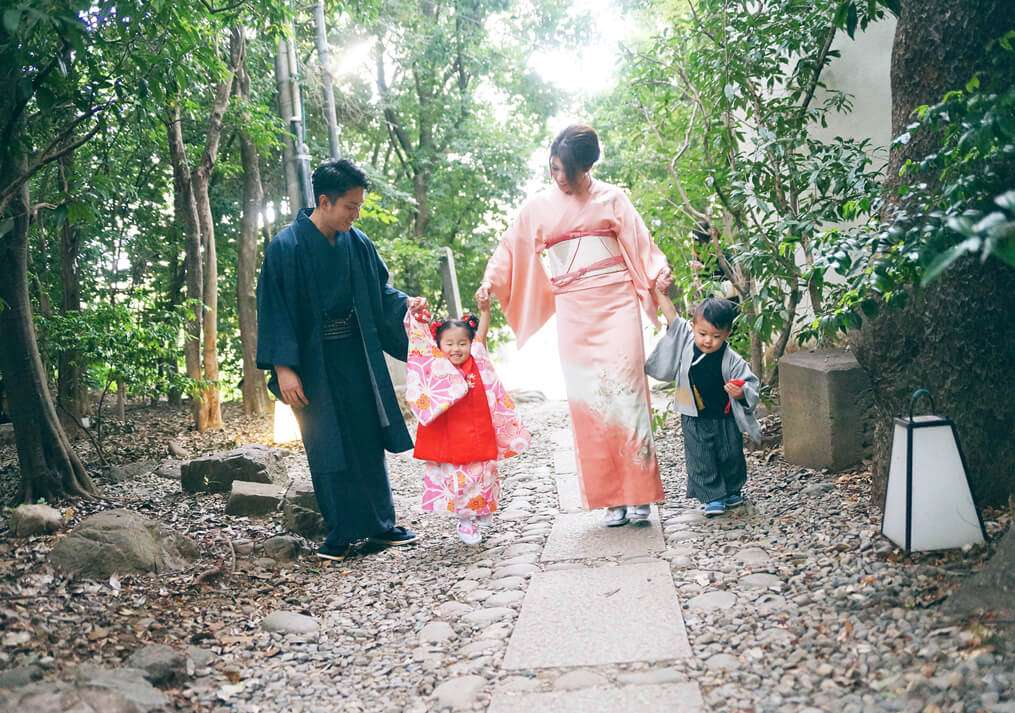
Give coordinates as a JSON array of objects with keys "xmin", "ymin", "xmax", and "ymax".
[{"xmin": 318, "ymin": 187, "xmax": 365, "ymax": 233}]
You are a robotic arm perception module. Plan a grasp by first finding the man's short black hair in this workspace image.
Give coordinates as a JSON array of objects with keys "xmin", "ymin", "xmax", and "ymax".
[
  {"xmin": 692, "ymin": 297, "xmax": 738, "ymax": 331},
  {"xmin": 312, "ymin": 159, "xmax": 369, "ymax": 207}
]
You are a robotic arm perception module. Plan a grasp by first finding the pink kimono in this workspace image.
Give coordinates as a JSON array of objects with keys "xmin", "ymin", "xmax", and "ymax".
[
  {"xmin": 483, "ymin": 180, "xmax": 668, "ymax": 509},
  {"xmin": 404, "ymin": 313, "xmax": 530, "ymax": 517}
]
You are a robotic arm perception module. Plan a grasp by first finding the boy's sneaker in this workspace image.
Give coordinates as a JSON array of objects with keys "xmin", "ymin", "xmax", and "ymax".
[
  {"xmin": 369, "ymin": 526, "xmax": 418, "ymax": 546},
  {"xmin": 704, "ymin": 500, "xmax": 726, "ymax": 517},
  {"xmin": 724, "ymin": 492, "xmax": 745, "ymax": 509},
  {"xmin": 604, "ymin": 506, "xmax": 629, "ymax": 527},
  {"xmin": 317, "ymin": 543, "xmax": 351, "ymax": 561},
  {"xmin": 457, "ymin": 519, "xmax": 482, "ymax": 545},
  {"xmin": 477, "ymin": 514, "xmax": 493, "ymax": 530},
  {"xmin": 628, "ymin": 504, "xmax": 651, "ymax": 525}
]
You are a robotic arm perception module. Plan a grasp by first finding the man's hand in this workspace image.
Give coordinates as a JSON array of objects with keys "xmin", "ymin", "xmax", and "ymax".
[
  {"xmin": 276, "ymin": 365, "xmax": 309, "ymax": 408},
  {"xmin": 407, "ymin": 296, "xmax": 428, "ymax": 315}
]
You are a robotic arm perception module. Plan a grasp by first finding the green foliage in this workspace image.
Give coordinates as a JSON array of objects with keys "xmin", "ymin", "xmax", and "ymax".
[
  {"xmin": 36, "ymin": 298, "xmax": 194, "ymax": 400},
  {"xmin": 593, "ymin": 0, "xmax": 887, "ymax": 377},
  {"xmin": 814, "ymin": 36, "xmax": 1015, "ymax": 335}
]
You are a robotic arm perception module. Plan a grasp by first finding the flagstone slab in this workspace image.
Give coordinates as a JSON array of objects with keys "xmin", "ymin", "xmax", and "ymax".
[
  {"xmin": 541, "ymin": 508, "xmax": 663, "ymax": 562},
  {"xmin": 502, "ymin": 561, "xmax": 690, "ymax": 669},
  {"xmin": 488, "ymin": 682, "xmax": 705, "ymax": 713},
  {"xmin": 555, "ymin": 476, "xmax": 582, "ymax": 512},
  {"xmin": 552, "ymin": 428, "xmax": 573, "ymax": 449},
  {"xmin": 552, "ymin": 449, "xmax": 576, "ymax": 475}
]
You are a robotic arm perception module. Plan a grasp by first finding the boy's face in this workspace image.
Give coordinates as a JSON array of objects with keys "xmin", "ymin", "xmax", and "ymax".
[
  {"xmin": 692, "ymin": 317, "xmax": 730, "ymax": 354},
  {"xmin": 439, "ymin": 327, "xmax": 472, "ymax": 366}
]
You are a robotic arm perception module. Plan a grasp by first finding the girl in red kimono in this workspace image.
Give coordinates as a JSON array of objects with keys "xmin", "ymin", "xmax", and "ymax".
[{"xmin": 405, "ymin": 298, "xmax": 529, "ymax": 544}]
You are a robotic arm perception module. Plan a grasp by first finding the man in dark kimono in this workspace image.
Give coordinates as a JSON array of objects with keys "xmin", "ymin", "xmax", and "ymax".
[{"xmin": 256, "ymin": 159, "xmax": 426, "ymax": 561}]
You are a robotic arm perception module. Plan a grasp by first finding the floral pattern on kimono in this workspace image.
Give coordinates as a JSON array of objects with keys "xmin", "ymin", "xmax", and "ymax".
[{"xmin": 404, "ymin": 313, "xmax": 531, "ymax": 517}]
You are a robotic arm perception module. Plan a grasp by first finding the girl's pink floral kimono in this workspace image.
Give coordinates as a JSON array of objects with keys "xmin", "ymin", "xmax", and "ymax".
[{"xmin": 404, "ymin": 313, "xmax": 530, "ymax": 518}]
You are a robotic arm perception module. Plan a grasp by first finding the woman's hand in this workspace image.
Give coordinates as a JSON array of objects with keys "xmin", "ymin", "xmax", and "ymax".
[
  {"xmin": 276, "ymin": 365, "xmax": 309, "ymax": 408},
  {"xmin": 655, "ymin": 268, "xmax": 674, "ymax": 293},
  {"xmin": 476, "ymin": 289, "xmax": 491, "ymax": 312},
  {"xmin": 474, "ymin": 283, "xmax": 491, "ymax": 307}
]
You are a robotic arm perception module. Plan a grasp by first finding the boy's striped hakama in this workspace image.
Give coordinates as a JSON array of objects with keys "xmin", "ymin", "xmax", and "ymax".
[{"xmin": 680, "ymin": 415, "xmax": 747, "ymax": 503}]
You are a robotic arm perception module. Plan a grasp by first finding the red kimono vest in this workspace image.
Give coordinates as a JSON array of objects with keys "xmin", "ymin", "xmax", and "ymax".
[{"xmin": 413, "ymin": 356, "xmax": 498, "ymax": 464}]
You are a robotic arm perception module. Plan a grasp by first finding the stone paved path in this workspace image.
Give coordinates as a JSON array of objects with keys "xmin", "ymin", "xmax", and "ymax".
[{"xmin": 485, "ymin": 427, "xmax": 704, "ymax": 711}]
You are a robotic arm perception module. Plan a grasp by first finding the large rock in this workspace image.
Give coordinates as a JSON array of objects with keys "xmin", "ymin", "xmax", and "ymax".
[
  {"xmin": 0, "ymin": 666, "xmax": 169, "ymax": 712},
  {"xmin": 126, "ymin": 645, "xmax": 189, "ymax": 685},
  {"xmin": 282, "ymin": 479, "xmax": 324, "ymax": 538},
  {"xmin": 181, "ymin": 445, "xmax": 287, "ymax": 494},
  {"xmin": 154, "ymin": 460, "xmax": 182, "ymax": 481},
  {"xmin": 0, "ymin": 663, "xmax": 43, "ymax": 689},
  {"xmin": 261, "ymin": 611, "xmax": 319, "ymax": 635},
  {"xmin": 8, "ymin": 504, "xmax": 63, "ymax": 537},
  {"xmin": 779, "ymin": 349, "xmax": 872, "ymax": 471},
  {"xmin": 107, "ymin": 460, "xmax": 156, "ymax": 483},
  {"xmin": 259, "ymin": 535, "xmax": 302, "ymax": 562},
  {"xmin": 49, "ymin": 509, "xmax": 198, "ymax": 579},
  {"xmin": 74, "ymin": 665, "xmax": 169, "ymax": 710},
  {"xmin": 0, "ymin": 682, "xmax": 144, "ymax": 713},
  {"xmin": 947, "ymin": 525, "xmax": 1015, "ymax": 620},
  {"xmin": 225, "ymin": 481, "xmax": 284, "ymax": 516}
]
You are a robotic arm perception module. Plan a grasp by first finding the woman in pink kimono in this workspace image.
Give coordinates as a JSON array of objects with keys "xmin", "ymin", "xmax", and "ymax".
[{"xmin": 476, "ymin": 124, "xmax": 673, "ymax": 527}]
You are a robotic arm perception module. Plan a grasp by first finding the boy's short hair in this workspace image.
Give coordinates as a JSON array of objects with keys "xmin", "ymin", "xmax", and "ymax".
[
  {"xmin": 312, "ymin": 159, "xmax": 369, "ymax": 207},
  {"xmin": 692, "ymin": 297, "xmax": 738, "ymax": 331}
]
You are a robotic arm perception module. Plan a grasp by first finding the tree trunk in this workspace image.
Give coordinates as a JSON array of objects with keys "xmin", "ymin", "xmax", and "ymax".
[
  {"xmin": 314, "ymin": 0, "xmax": 341, "ymax": 159},
  {"xmin": 167, "ymin": 107, "xmax": 204, "ymax": 427},
  {"xmin": 115, "ymin": 381, "xmax": 126, "ymax": 421},
  {"xmin": 0, "ymin": 164, "xmax": 96, "ymax": 501},
  {"xmin": 164, "ymin": 31, "xmax": 242, "ymax": 432},
  {"xmin": 237, "ymin": 62, "xmax": 271, "ymax": 416},
  {"xmin": 413, "ymin": 171, "xmax": 430, "ymax": 238},
  {"xmin": 193, "ymin": 169, "xmax": 223, "ymax": 430},
  {"xmin": 853, "ymin": 0, "xmax": 1015, "ymax": 507},
  {"xmin": 57, "ymin": 153, "xmax": 87, "ymax": 420},
  {"xmin": 275, "ymin": 40, "xmax": 303, "ymax": 215}
]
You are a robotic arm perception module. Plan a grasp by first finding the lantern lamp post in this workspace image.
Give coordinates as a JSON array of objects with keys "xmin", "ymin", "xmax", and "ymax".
[{"xmin": 881, "ymin": 389, "xmax": 987, "ymax": 553}]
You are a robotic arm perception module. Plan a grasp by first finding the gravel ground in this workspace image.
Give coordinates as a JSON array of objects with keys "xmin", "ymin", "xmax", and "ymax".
[{"xmin": 1, "ymin": 399, "xmax": 1011, "ymax": 713}]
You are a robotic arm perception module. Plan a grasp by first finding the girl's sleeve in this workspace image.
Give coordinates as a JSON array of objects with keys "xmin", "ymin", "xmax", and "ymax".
[
  {"xmin": 403, "ymin": 313, "xmax": 468, "ymax": 426},
  {"xmin": 471, "ymin": 341, "xmax": 531, "ymax": 460}
]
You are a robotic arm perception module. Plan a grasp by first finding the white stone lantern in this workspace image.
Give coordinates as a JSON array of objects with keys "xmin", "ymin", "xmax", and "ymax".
[{"xmin": 881, "ymin": 389, "xmax": 987, "ymax": 552}]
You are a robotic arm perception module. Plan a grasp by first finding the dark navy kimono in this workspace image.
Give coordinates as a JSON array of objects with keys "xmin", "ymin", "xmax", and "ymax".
[{"xmin": 256, "ymin": 209, "xmax": 413, "ymax": 546}]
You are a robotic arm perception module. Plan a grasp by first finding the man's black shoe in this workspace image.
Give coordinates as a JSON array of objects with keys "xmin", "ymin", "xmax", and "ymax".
[
  {"xmin": 369, "ymin": 526, "xmax": 418, "ymax": 546},
  {"xmin": 317, "ymin": 543, "xmax": 351, "ymax": 561}
]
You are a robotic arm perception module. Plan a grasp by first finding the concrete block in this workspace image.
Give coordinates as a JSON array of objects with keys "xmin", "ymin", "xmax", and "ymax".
[{"xmin": 779, "ymin": 349, "xmax": 872, "ymax": 471}]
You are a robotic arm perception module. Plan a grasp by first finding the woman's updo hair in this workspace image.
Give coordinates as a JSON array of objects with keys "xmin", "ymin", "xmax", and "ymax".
[
  {"xmin": 434, "ymin": 314, "xmax": 479, "ymax": 343},
  {"xmin": 550, "ymin": 124, "xmax": 600, "ymax": 186}
]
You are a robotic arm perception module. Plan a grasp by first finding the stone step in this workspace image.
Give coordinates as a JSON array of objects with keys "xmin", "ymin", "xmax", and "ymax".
[
  {"xmin": 541, "ymin": 508, "xmax": 664, "ymax": 562},
  {"xmin": 488, "ymin": 682, "xmax": 705, "ymax": 713},
  {"xmin": 502, "ymin": 561, "xmax": 691, "ymax": 670},
  {"xmin": 554, "ymin": 476, "xmax": 582, "ymax": 512},
  {"xmin": 552, "ymin": 448, "xmax": 576, "ymax": 475}
]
